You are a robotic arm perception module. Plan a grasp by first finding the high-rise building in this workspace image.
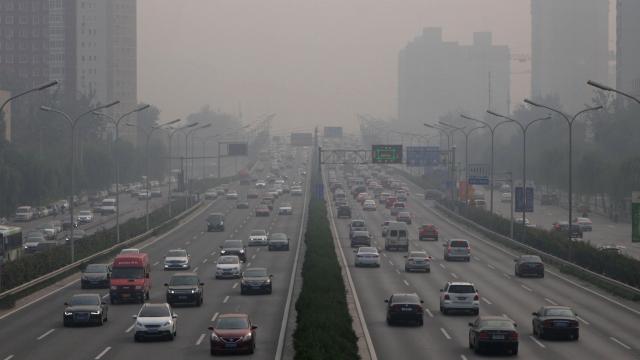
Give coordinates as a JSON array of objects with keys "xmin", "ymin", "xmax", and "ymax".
[
  {"xmin": 617, "ymin": 0, "xmax": 640, "ymax": 100},
  {"xmin": 531, "ymin": 0, "xmax": 609, "ymax": 113},
  {"xmin": 398, "ymin": 28, "xmax": 510, "ymax": 132}
]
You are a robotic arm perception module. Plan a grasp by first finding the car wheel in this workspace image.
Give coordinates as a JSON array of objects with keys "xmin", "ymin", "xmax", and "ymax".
[
  {"xmin": 167, "ymin": 333, "xmax": 174, "ymax": 341},
  {"xmin": 386, "ymin": 318, "xmax": 393, "ymax": 326},
  {"xmin": 63, "ymin": 320, "xmax": 70, "ymax": 327},
  {"xmin": 404, "ymin": 266, "xmax": 409, "ymax": 272},
  {"xmin": 145, "ymin": 291, "xmax": 150, "ymax": 300},
  {"xmin": 532, "ymin": 323, "xmax": 537, "ymax": 336},
  {"xmin": 473, "ymin": 309, "xmax": 479, "ymax": 315},
  {"xmin": 440, "ymin": 307, "xmax": 447, "ymax": 315},
  {"xmin": 540, "ymin": 272, "xmax": 545, "ymax": 278},
  {"xmin": 418, "ymin": 319, "xmax": 423, "ymax": 326},
  {"xmin": 248, "ymin": 341, "xmax": 255, "ymax": 354},
  {"xmin": 539, "ymin": 328, "xmax": 545, "ymax": 339},
  {"xmin": 97, "ymin": 316, "xmax": 104, "ymax": 326},
  {"xmin": 511, "ymin": 345, "xmax": 519, "ymax": 355}
]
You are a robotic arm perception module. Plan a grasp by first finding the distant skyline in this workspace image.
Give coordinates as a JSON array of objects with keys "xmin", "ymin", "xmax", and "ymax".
[{"xmin": 138, "ymin": 0, "xmax": 615, "ymax": 133}]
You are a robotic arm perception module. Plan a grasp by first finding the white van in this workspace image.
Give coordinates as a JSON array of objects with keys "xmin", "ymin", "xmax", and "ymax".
[
  {"xmin": 385, "ymin": 222, "xmax": 409, "ymax": 251},
  {"xmin": 100, "ymin": 198, "xmax": 117, "ymax": 215},
  {"xmin": 15, "ymin": 206, "xmax": 34, "ymax": 222}
]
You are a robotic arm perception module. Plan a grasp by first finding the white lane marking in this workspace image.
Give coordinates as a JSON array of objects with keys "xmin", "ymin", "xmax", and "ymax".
[
  {"xmin": 503, "ymin": 273, "xmax": 511, "ymax": 279},
  {"xmin": 247, "ymin": 262, "xmax": 252, "ymax": 267},
  {"xmin": 481, "ymin": 297, "xmax": 492, "ymax": 305},
  {"xmin": 544, "ymin": 298, "xmax": 558, "ymax": 305},
  {"xmin": 193, "ymin": 266, "xmax": 199, "ymax": 272},
  {"xmin": 37, "ymin": 329, "xmax": 55, "ymax": 340},
  {"xmin": 460, "ymin": 356, "xmax": 468, "ymax": 360},
  {"xmin": 576, "ymin": 316, "xmax": 590, "ymax": 325},
  {"xmin": 439, "ymin": 263, "xmax": 446, "ymax": 269},
  {"xmin": 521, "ymin": 284, "xmax": 533, "ymax": 292},
  {"xmin": 487, "ymin": 264, "xmax": 496, "ymax": 270},
  {"xmin": 450, "ymin": 273, "xmax": 458, "ymax": 279},
  {"xmin": 395, "ymin": 269, "xmax": 400, "ymax": 274},
  {"xmin": 192, "ymin": 235, "xmax": 197, "ymax": 239},
  {"xmin": 473, "ymin": 256, "xmax": 481, "ymax": 261},
  {"xmin": 211, "ymin": 312, "xmax": 219, "ymax": 322},
  {"xmin": 251, "ymin": 254, "xmax": 256, "ymax": 260},
  {"xmin": 610, "ymin": 337, "xmax": 632, "ymax": 350},
  {"xmin": 232, "ymin": 283, "xmax": 239, "ymax": 289},
  {"xmin": 440, "ymin": 327, "xmax": 452, "ymax": 340},
  {"xmin": 256, "ymin": 248, "xmax": 261, "ymax": 252},
  {"xmin": 94, "ymin": 346, "xmax": 111, "ymax": 360},
  {"xmin": 388, "ymin": 261, "xmax": 394, "ymax": 266},
  {"xmin": 529, "ymin": 335, "xmax": 546, "ymax": 348},
  {"xmin": 211, "ymin": 251, "xmax": 216, "ymax": 256},
  {"xmin": 153, "ymin": 261, "xmax": 159, "ymax": 266},
  {"xmin": 195, "ymin": 333, "xmax": 206, "ymax": 346},
  {"xmin": 186, "ymin": 241, "xmax": 191, "ymax": 245},
  {"xmin": 223, "ymin": 296, "xmax": 229, "ymax": 303},
  {"xmin": 3, "ymin": 355, "xmax": 15, "ymax": 360},
  {"xmin": 125, "ymin": 324, "xmax": 135, "ymax": 333},
  {"xmin": 382, "ymin": 253, "xmax": 387, "ymax": 258},
  {"xmin": 425, "ymin": 308, "xmax": 434, "ymax": 318},
  {"xmin": 202, "ymin": 258, "xmax": 208, "ymax": 263},
  {"xmin": 403, "ymin": 280, "xmax": 410, "ymax": 286}
]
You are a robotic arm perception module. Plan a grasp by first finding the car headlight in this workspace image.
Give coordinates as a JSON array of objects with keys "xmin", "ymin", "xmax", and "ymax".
[
  {"xmin": 241, "ymin": 333, "xmax": 252, "ymax": 341},
  {"xmin": 168, "ymin": 289, "xmax": 175, "ymax": 294},
  {"xmin": 266, "ymin": 278, "xmax": 271, "ymax": 283},
  {"xmin": 162, "ymin": 321, "xmax": 171, "ymax": 327},
  {"xmin": 64, "ymin": 311, "xmax": 73, "ymax": 316},
  {"xmin": 220, "ymin": 250, "xmax": 227, "ymax": 254},
  {"xmin": 191, "ymin": 289, "xmax": 196, "ymax": 293},
  {"xmin": 211, "ymin": 333, "xmax": 221, "ymax": 341},
  {"xmin": 220, "ymin": 221, "xmax": 224, "ymax": 225},
  {"xmin": 239, "ymin": 249, "xmax": 245, "ymax": 253},
  {"xmin": 136, "ymin": 321, "xmax": 144, "ymax": 327},
  {"xmin": 110, "ymin": 286, "xmax": 117, "ymax": 290},
  {"xmin": 135, "ymin": 285, "xmax": 143, "ymax": 290},
  {"xmin": 91, "ymin": 311, "xmax": 101, "ymax": 315},
  {"xmin": 81, "ymin": 276, "xmax": 88, "ymax": 280}
]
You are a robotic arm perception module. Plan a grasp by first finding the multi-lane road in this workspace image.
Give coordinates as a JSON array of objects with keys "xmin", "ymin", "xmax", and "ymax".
[
  {"xmin": 0, "ymin": 153, "xmax": 307, "ymax": 360},
  {"xmin": 327, "ymin": 166, "xmax": 640, "ymax": 360}
]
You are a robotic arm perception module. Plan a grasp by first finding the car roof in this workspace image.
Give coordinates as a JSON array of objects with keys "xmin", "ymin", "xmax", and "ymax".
[
  {"xmin": 71, "ymin": 293, "xmax": 100, "ymax": 299},
  {"xmin": 542, "ymin": 305, "xmax": 572, "ymax": 311},
  {"xmin": 171, "ymin": 272, "xmax": 198, "ymax": 277},
  {"xmin": 447, "ymin": 281, "xmax": 474, "ymax": 286},
  {"xmin": 358, "ymin": 247, "xmax": 378, "ymax": 253}
]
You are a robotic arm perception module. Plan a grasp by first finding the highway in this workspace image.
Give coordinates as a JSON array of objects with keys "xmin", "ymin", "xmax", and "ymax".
[
  {"xmin": 489, "ymin": 190, "xmax": 640, "ymax": 259},
  {"xmin": 0, "ymin": 152, "xmax": 307, "ymax": 360},
  {"xmin": 326, "ymin": 165, "xmax": 640, "ymax": 360}
]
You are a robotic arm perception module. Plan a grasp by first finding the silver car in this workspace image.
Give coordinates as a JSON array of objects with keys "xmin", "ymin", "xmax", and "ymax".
[
  {"xmin": 439, "ymin": 281, "xmax": 479, "ymax": 315},
  {"xmin": 404, "ymin": 251, "xmax": 431, "ymax": 272},
  {"xmin": 443, "ymin": 239, "xmax": 471, "ymax": 262},
  {"xmin": 164, "ymin": 249, "xmax": 191, "ymax": 270},
  {"xmin": 215, "ymin": 255, "xmax": 242, "ymax": 279},
  {"xmin": 133, "ymin": 303, "xmax": 177, "ymax": 341},
  {"xmin": 354, "ymin": 247, "xmax": 380, "ymax": 267},
  {"xmin": 248, "ymin": 229, "xmax": 268, "ymax": 246}
]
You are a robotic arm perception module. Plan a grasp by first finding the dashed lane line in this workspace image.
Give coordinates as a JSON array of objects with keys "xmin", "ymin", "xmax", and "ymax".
[
  {"xmin": 576, "ymin": 316, "xmax": 590, "ymax": 325},
  {"xmin": 223, "ymin": 296, "xmax": 229, "ymax": 303},
  {"xmin": 503, "ymin": 273, "xmax": 511, "ymax": 279},
  {"xmin": 37, "ymin": 329, "xmax": 55, "ymax": 340},
  {"xmin": 3, "ymin": 355, "xmax": 15, "ymax": 360},
  {"xmin": 439, "ymin": 263, "xmax": 446, "ymax": 269},
  {"xmin": 211, "ymin": 312, "xmax": 219, "ymax": 322},
  {"xmin": 450, "ymin": 273, "xmax": 458, "ymax": 279},
  {"xmin": 403, "ymin": 280, "xmax": 410, "ymax": 286},
  {"xmin": 251, "ymin": 254, "xmax": 256, "ymax": 260},
  {"xmin": 193, "ymin": 266, "xmax": 199, "ymax": 272},
  {"xmin": 487, "ymin": 264, "xmax": 496, "ymax": 270},
  {"xmin": 153, "ymin": 261, "xmax": 159, "ymax": 266},
  {"xmin": 195, "ymin": 333, "xmax": 206, "ymax": 346},
  {"xmin": 440, "ymin": 328, "xmax": 452, "ymax": 340},
  {"xmin": 481, "ymin": 297, "xmax": 492, "ymax": 305},
  {"xmin": 521, "ymin": 284, "xmax": 533, "ymax": 292},
  {"xmin": 610, "ymin": 337, "xmax": 632, "ymax": 350},
  {"xmin": 202, "ymin": 258, "xmax": 208, "ymax": 263},
  {"xmin": 125, "ymin": 324, "xmax": 135, "ymax": 333},
  {"xmin": 529, "ymin": 336, "xmax": 546, "ymax": 348},
  {"xmin": 424, "ymin": 309, "xmax": 434, "ymax": 318},
  {"xmin": 232, "ymin": 283, "xmax": 239, "ymax": 289},
  {"xmin": 544, "ymin": 298, "xmax": 558, "ymax": 305},
  {"xmin": 94, "ymin": 346, "xmax": 111, "ymax": 360}
]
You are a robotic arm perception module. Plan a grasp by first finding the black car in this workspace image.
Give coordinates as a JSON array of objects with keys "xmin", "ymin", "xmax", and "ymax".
[
  {"xmin": 220, "ymin": 240, "xmax": 247, "ymax": 262},
  {"xmin": 165, "ymin": 273, "xmax": 204, "ymax": 306},
  {"xmin": 236, "ymin": 201, "xmax": 250, "ymax": 209},
  {"xmin": 337, "ymin": 205, "xmax": 351, "ymax": 218},
  {"xmin": 532, "ymin": 306, "xmax": 579, "ymax": 340},
  {"xmin": 268, "ymin": 233, "xmax": 290, "ymax": 251},
  {"xmin": 385, "ymin": 293, "xmax": 424, "ymax": 326},
  {"xmin": 81, "ymin": 263, "xmax": 112, "ymax": 289},
  {"xmin": 207, "ymin": 212, "xmax": 225, "ymax": 232},
  {"xmin": 240, "ymin": 267, "xmax": 273, "ymax": 295},
  {"xmin": 514, "ymin": 255, "xmax": 544, "ymax": 277},
  {"xmin": 63, "ymin": 294, "xmax": 108, "ymax": 326},
  {"xmin": 468, "ymin": 316, "xmax": 519, "ymax": 355}
]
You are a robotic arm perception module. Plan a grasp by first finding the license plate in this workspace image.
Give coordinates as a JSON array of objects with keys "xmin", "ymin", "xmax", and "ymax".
[
  {"xmin": 401, "ymin": 307, "xmax": 412, "ymax": 312},
  {"xmin": 225, "ymin": 343, "xmax": 237, "ymax": 348},
  {"xmin": 457, "ymin": 297, "xmax": 466, "ymax": 301},
  {"xmin": 147, "ymin": 329, "xmax": 158, "ymax": 333},
  {"xmin": 555, "ymin": 322, "xmax": 568, "ymax": 327},
  {"xmin": 121, "ymin": 293, "xmax": 130, "ymax": 298},
  {"xmin": 178, "ymin": 296, "xmax": 187, "ymax": 300},
  {"xmin": 493, "ymin": 335, "xmax": 505, "ymax": 340}
]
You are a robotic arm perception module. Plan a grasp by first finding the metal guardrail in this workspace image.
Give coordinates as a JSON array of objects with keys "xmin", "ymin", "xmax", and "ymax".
[
  {"xmin": 0, "ymin": 200, "xmax": 203, "ymax": 302},
  {"xmin": 433, "ymin": 202, "xmax": 640, "ymax": 298}
]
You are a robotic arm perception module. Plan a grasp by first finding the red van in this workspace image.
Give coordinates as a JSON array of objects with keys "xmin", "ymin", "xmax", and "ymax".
[
  {"xmin": 109, "ymin": 253, "xmax": 151, "ymax": 304},
  {"xmin": 385, "ymin": 196, "xmax": 398, "ymax": 209}
]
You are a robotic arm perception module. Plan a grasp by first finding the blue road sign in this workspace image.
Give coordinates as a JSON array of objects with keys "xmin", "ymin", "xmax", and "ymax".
[
  {"xmin": 515, "ymin": 186, "xmax": 534, "ymax": 213},
  {"xmin": 468, "ymin": 176, "xmax": 490, "ymax": 185},
  {"xmin": 406, "ymin": 146, "xmax": 441, "ymax": 167}
]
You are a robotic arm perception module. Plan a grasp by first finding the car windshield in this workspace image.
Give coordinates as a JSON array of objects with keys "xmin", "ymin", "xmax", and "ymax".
[
  {"xmin": 216, "ymin": 317, "xmax": 249, "ymax": 329},
  {"xmin": 170, "ymin": 275, "xmax": 199, "ymax": 286},
  {"xmin": 448, "ymin": 284, "xmax": 475, "ymax": 293},
  {"xmin": 521, "ymin": 255, "xmax": 541, "ymax": 263},
  {"xmin": 244, "ymin": 268, "xmax": 267, "ymax": 277},
  {"xmin": 139, "ymin": 306, "xmax": 170, "ymax": 317},
  {"xmin": 450, "ymin": 240, "xmax": 469, "ymax": 248},
  {"xmin": 544, "ymin": 308, "xmax": 575, "ymax": 317},
  {"xmin": 69, "ymin": 295, "xmax": 100, "ymax": 306},
  {"xmin": 111, "ymin": 267, "xmax": 144, "ymax": 279},
  {"xmin": 359, "ymin": 247, "xmax": 377, "ymax": 254},
  {"xmin": 218, "ymin": 256, "xmax": 239, "ymax": 264},
  {"xmin": 84, "ymin": 264, "xmax": 107, "ymax": 273},
  {"xmin": 251, "ymin": 230, "xmax": 266, "ymax": 236},
  {"xmin": 167, "ymin": 250, "xmax": 187, "ymax": 257},
  {"xmin": 281, "ymin": 203, "xmax": 291, "ymax": 207},
  {"xmin": 479, "ymin": 320, "xmax": 514, "ymax": 329},
  {"xmin": 391, "ymin": 294, "xmax": 420, "ymax": 304},
  {"xmin": 208, "ymin": 215, "xmax": 223, "ymax": 222}
]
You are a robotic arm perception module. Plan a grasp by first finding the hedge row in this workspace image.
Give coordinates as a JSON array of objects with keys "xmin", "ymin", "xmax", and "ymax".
[{"xmin": 293, "ymin": 199, "xmax": 359, "ymax": 360}]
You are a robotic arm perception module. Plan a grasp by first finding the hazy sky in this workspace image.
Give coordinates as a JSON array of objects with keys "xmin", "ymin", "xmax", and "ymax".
[{"xmin": 137, "ymin": 0, "xmax": 613, "ymax": 134}]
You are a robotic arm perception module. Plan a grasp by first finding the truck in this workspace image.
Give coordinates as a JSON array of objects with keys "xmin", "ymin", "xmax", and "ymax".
[
  {"xmin": 109, "ymin": 253, "xmax": 151, "ymax": 304},
  {"xmin": 99, "ymin": 198, "xmax": 117, "ymax": 215}
]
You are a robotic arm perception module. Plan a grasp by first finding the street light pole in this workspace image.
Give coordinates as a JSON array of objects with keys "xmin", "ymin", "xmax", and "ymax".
[
  {"xmin": 524, "ymin": 99, "xmax": 602, "ymax": 245},
  {"xmin": 93, "ymin": 104, "xmax": 150, "ymax": 243},
  {"xmin": 487, "ymin": 110, "xmax": 552, "ymax": 241},
  {"xmin": 424, "ymin": 123, "xmax": 456, "ymax": 201},
  {"xmin": 587, "ymin": 80, "xmax": 640, "ymax": 105},
  {"xmin": 166, "ymin": 121, "xmax": 195, "ymax": 217},
  {"xmin": 1, "ymin": 81, "xmax": 58, "ymax": 142},
  {"xmin": 460, "ymin": 114, "xmax": 513, "ymax": 214},
  {"xmin": 41, "ymin": 100, "xmax": 120, "ymax": 262}
]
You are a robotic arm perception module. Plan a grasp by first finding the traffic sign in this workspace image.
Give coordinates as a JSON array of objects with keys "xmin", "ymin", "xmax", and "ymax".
[
  {"xmin": 632, "ymin": 192, "xmax": 640, "ymax": 242},
  {"xmin": 515, "ymin": 186, "xmax": 534, "ymax": 213},
  {"xmin": 227, "ymin": 143, "xmax": 248, "ymax": 156},
  {"xmin": 371, "ymin": 145, "xmax": 403, "ymax": 164},
  {"xmin": 323, "ymin": 126, "xmax": 343, "ymax": 138},
  {"xmin": 468, "ymin": 164, "xmax": 489, "ymax": 185},
  {"xmin": 406, "ymin": 146, "xmax": 441, "ymax": 167},
  {"xmin": 468, "ymin": 176, "xmax": 490, "ymax": 185}
]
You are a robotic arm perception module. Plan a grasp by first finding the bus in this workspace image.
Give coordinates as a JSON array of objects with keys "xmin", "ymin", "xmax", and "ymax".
[{"xmin": 0, "ymin": 225, "xmax": 23, "ymax": 261}]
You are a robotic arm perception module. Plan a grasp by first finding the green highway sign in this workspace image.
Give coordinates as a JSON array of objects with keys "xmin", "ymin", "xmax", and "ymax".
[
  {"xmin": 633, "ymin": 192, "xmax": 640, "ymax": 243},
  {"xmin": 371, "ymin": 145, "xmax": 403, "ymax": 164}
]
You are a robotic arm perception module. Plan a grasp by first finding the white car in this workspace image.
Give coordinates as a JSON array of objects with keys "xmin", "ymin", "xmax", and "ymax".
[
  {"xmin": 225, "ymin": 191, "xmax": 239, "ymax": 200},
  {"xmin": 133, "ymin": 303, "xmax": 177, "ymax": 341},
  {"xmin": 439, "ymin": 281, "xmax": 479, "ymax": 315},
  {"xmin": 204, "ymin": 190, "xmax": 218, "ymax": 200},
  {"xmin": 278, "ymin": 202, "xmax": 293, "ymax": 215},
  {"xmin": 501, "ymin": 192, "xmax": 512, "ymax": 203},
  {"xmin": 573, "ymin": 217, "xmax": 593, "ymax": 232},
  {"xmin": 248, "ymin": 229, "xmax": 268, "ymax": 246},
  {"xmin": 255, "ymin": 181, "xmax": 266, "ymax": 189},
  {"xmin": 77, "ymin": 210, "xmax": 94, "ymax": 224},
  {"xmin": 291, "ymin": 186, "xmax": 303, "ymax": 196},
  {"xmin": 354, "ymin": 247, "xmax": 380, "ymax": 267},
  {"xmin": 164, "ymin": 249, "xmax": 191, "ymax": 270},
  {"xmin": 363, "ymin": 199, "xmax": 377, "ymax": 211},
  {"xmin": 215, "ymin": 255, "xmax": 242, "ymax": 279}
]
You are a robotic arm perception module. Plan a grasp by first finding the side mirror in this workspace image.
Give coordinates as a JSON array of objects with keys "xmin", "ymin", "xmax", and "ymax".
[
  {"xmin": 251, "ymin": 325, "xmax": 258, "ymax": 330},
  {"xmin": 468, "ymin": 322, "xmax": 474, "ymax": 327},
  {"xmin": 64, "ymin": 302, "xmax": 69, "ymax": 306},
  {"xmin": 208, "ymin": 326, "xmax": 214, "ymax": 331},
  {"xmin": 164, "ymin": 283, "xmax": 169, "ymax": 287},
  {"xmin": 384, "ymin": 299, "xmax": 389, "ymax": 303},
  {"xmin": 531, "ymin": 312, "xmax": 538, "ymax": 316},
  {"xmin": 403, "ymin": 255, "xmax": 407, "ymax": 258},
  {"xmin": 514, "ymin": 323, "xmax": 518, "ymax": 327},
  {"xmin": 145, "ymin": 273, "xmax": 150, "ymax": 278},
  {"xmin": 420, "ymin": 300, "xmax": 424, "ymax": 303},
  {"xmin": 172, "ymin": 314, "xmax": 178, "ymax": 318},
  {"xmin": 101, "ymin": 302, "xmax": 106, "ymax": 305},
  {"xmin": 199, "ymin": 282, "xmax": 205, "ymax": 286},
  {"xmin": 132, "ymin": 315, "xmax": 138, "ymax": 319}
]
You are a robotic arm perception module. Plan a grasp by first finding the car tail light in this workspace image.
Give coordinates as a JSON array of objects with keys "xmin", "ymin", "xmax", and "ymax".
[
  {"xmin": 478, "ymin": 331, "xmax": 490, "ymax": 340},
  {"xmin": 416, "ymin": 305, "xmax": 423, "ymax": 313},
  {"xmin": 444, "ymin": 294, "xmax": 450, "ymax": 300},
  {"xmin": 473, "ymin": 294, "xmax": 479, "ymax": 301},
  {"xmin": 509, "ymin": 331, "xmax": 518, "ymax": 341}
]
